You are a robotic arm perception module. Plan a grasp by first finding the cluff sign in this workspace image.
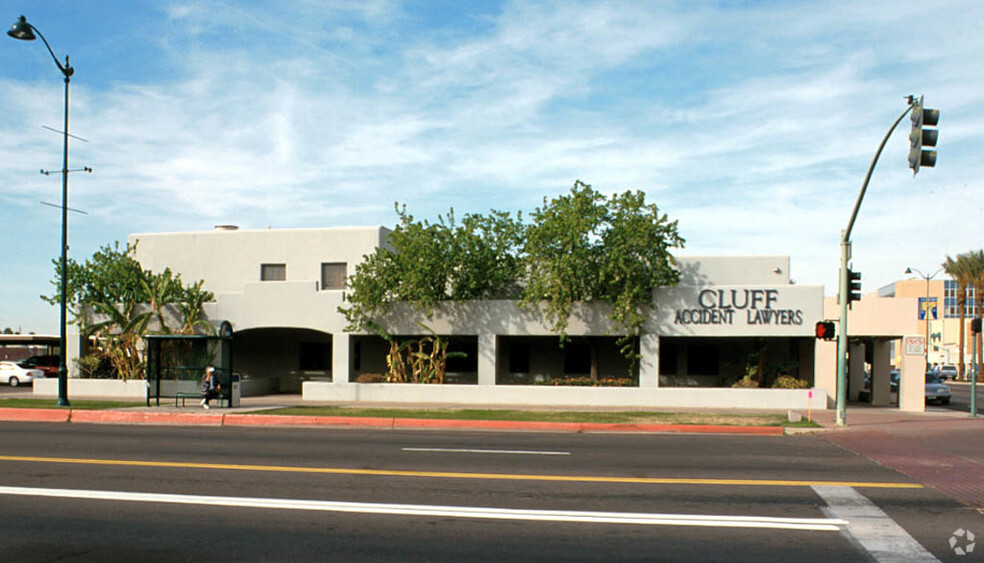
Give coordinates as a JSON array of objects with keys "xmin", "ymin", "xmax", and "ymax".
[{"xmin": 675, "ymin": 289, "xmax": 805, "ymax": 326}]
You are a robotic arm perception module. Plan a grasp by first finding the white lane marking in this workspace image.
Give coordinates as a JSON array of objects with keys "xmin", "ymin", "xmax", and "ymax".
[
  {"xmin": 812, "ymin": 486, "xmax": 939, "ymax": 562},
  {"xmin": 402, "ymin": 447, "xmax": 571, "ymax": 456},
  {"xmin": 0, "ymin": 485, "xmax": 846, "ymax": 531}
]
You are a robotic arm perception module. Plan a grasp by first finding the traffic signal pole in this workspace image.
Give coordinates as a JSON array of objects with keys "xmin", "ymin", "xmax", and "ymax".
[
  {"xmin": 836, "ymin": 236, "xmax": 850, "ymax": 426},
  {"xmin": 835, "ymin": 100, "xmax": 916, "ymax": 427}
]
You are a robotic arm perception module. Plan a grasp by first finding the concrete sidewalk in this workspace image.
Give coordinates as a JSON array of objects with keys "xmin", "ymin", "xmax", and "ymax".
[{"xmin": 810, "ymin": 406, "xmax": 984, "ymax": 510}]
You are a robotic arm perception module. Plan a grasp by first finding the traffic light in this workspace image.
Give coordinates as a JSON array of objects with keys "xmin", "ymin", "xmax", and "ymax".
[
  {"xmin": 973, "ymin": 318, "xmax": 982, "ymax": 334},
  {"xmin": 847, "ymin": 269, "xmax": 862, "ymax": 307},
  {"xmin": 815, "ymin": 321, "xmax": 836, "ymax": 340},
  {"xmin": 908, "ymin": 95, "xmax": 939, "ymax": 175}
]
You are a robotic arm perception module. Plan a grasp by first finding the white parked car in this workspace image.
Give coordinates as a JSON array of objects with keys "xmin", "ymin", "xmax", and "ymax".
[
  {"xmin": 937, "ymin": 364, "xmax": 958, "ymax": 381},
  {"xmin": 924, "ymin": 372, "xmax": 952, "ymax": 405},
  {"xmin": 0, "ymin": 361, "xmax": 45, "ymax": 387}
]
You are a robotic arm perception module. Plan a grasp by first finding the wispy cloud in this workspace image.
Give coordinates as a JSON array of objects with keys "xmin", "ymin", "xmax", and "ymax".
[{"xmin": 1, "ymin": 0, "xmax": 982, "ymax": 332}]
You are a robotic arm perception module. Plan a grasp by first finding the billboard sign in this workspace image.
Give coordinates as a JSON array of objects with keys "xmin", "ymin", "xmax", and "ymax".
[{"xmin": 918, "ymin": 297, "xmax": 938, "ymax": 321}]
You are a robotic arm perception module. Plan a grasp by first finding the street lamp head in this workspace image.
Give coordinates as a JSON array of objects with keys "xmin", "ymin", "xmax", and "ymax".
[
  {"xmin": 7, "ymin": 15, "xmax": 73, "ymax": 78},
  {"xmin": 7, "ymin": 15, "xmax": 36, "ymax": 41},
  {"xmin": 904, "ymin": 267, "xmax": 913, "ymax": 275}
]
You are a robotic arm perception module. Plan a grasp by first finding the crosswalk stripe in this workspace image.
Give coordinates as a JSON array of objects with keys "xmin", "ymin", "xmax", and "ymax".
[{"xmin": 813, "ymin": 486, "xmax": 939, "ymax": 562}]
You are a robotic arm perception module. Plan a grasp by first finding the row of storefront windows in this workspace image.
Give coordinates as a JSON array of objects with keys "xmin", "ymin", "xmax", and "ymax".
[{"xmin": 292, "ymin": 334, "xmax": 807, "ymax": 388}]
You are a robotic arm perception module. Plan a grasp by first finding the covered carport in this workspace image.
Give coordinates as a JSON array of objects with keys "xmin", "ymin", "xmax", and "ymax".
[
  {"xmin": 815, "ymin": 295, "xmax": 927, "ymax": 412},
  {"xmin": 233, "ymin": 327, "xmax": 333, "ymax": 394},
  {"xmin": 0, "ymin": 334, "xmax": 59, "ymax": 362}
]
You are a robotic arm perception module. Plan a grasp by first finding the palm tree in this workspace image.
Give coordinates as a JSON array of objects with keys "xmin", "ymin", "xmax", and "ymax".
[
  {"xmin": 943, "ymin": 254, "xmax": 974, "ymax": 380},
  {"xmin": 141, "ymin": 268, "xmax": 182, "ymax": 334},
  {"xmin": 963, "ymin": 249, "xmax": 984, "ymax": 382},
  {"xmin": 82, "ymin": 297, "xmax": 152, "ymax": 381},
  {"xmin": 177, "ymin": 280, "xmax": 216, "ymax": 336}
]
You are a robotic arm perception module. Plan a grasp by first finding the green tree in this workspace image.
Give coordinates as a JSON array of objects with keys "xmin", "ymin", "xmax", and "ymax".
[
  {"xmin": 521, "ymin": 182, "xmax": 607, "ymax": 338},
  {"xmin": 177, "ymin": 280, "xmax": 217, "ymax": 336},
  {"xmin": 44, "ymin": 240, "xmax": 215, "ymax": 379},
  {"xmin": 963, "ymin": 249, "xmax": 984, "ymax": 381},
  {"xmin": 83, "ymin": 297, "xmax": 152, "ymax": 381},
  {"xmin": 943, "ymin": 253, "xmax": 973, "ymax": 380},
  {"xmin": 342, "ymin": 182, "xmax": 684, "ymax": 380},
  {"xmin": 341, "ymin": 205, "xmax": 524, "ymax": 331},
  {"xmin": 43, "ymin": 241, "xmax": 145, "ymax": 318},
  {"xmin": 447, "ymin": 210, "xmax": 525, "ymax": 301},
  {"xmin": 521, "ymin": 181, "xmax": 684, "ymax": 375},
  {"xmin": 141, "ymin": 268, "xmax": 184, "ymax": 335}
]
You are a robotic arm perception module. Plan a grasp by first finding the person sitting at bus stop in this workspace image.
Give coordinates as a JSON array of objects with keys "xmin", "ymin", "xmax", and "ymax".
[{"xmin": 200, "ymin": 366, "xmax": 219, "ymax": 410}]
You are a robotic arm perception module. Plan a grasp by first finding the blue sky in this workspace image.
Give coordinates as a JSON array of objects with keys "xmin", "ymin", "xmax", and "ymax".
[{"xmin": 2, "ymin": 0, "xmax": 982, "ymax": 334}]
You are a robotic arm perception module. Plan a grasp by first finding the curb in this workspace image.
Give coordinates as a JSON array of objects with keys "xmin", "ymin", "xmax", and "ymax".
[
  {"xmin": 0, "ymin": 407, "xmax": 69, "ymax": 423},
  {"xmin": 70, "ymin": 410, "xmax": 224, "ymax": 426},
  {"xmin": 0, "ymin": 407, "xmax": 787, "ymax": 435}
]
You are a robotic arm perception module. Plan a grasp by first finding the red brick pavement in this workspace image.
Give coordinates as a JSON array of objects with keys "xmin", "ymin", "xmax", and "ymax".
[{"xmin": 817, "ymin": 411, "xmax": 984, "ymax": 509}]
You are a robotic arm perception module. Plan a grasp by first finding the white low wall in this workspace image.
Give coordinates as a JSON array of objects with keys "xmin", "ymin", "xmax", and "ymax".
[
  {"xmin": 303, "ymin": 382, "xmax": 827, "ymax": 411},
  {"xmin": 33, "ymin": 378, "xmax": 149, "ymax": 399},
  {"xmin": 33, "ymin": 378, "xmax": 273, "ymax": 399}
]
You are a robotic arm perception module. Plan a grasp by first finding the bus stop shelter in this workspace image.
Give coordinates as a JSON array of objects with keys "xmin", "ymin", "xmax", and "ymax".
[{"xmin": 143, "ymin": 322, "xmax": 236, "ymax": 407}]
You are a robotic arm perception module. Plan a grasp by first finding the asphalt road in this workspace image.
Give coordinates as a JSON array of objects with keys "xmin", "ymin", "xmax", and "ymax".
[
  {"xmin": 940, "ymin": 381, "xmax": 983, "ymax": 413},
  {"xmin": 1, "ymin": 422, "xmax": 980, "ymax": 561}
]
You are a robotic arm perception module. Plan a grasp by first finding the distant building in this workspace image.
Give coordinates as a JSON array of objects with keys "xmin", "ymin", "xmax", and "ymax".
[{"xmin": 879, "ymin": 277, "xmax": 978, "ymax": 374}]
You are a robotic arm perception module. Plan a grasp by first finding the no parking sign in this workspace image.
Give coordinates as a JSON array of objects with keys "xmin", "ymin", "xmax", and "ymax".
[{"xmin": 904, "ymin": 336, "xmax": 925, "ymax": 356}]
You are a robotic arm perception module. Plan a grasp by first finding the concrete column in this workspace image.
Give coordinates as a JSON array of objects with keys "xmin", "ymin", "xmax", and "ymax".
[
  {"xmin": 478, "ymin": 332, "xmax": 497, "ymax": 386},
  {"xmin": 898, "ymin": 339, "xmax": 927, "ymax": 412},
  {"xmin": 639, "ymin": 333, "xmax": 660, "ymax": 387},
  {"xmin": 848, "ymin": 342, "xmax": 866, "ymax": 401},
  {"xmin": 67, "ymin": 330, "xmax": 83, "ymax": 378},
  {"xmin": 813, "ymin": 339, "xmax": 837, "ymax": 408},
  {"xmin": 332, "ymin": 333, "xmax": 351, "ymax": 384},
  {"xmin": 870, "ymin": 339, "xmax": 892, "ymax": 406}
]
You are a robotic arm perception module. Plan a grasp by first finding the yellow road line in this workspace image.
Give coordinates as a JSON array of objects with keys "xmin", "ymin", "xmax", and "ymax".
[{"xmin": 0, "ymin": 455, "xmax": 923, "ymax": 489}]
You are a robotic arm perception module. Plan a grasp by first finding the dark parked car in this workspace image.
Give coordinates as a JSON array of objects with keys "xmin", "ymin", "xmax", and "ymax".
[
  {"xmin": 860, "ymin": 369, "xmax": 949, "ymax": 405},
  {"xmin": 20, "ymin": 355, "xmax": 58, "ymax": 377}
]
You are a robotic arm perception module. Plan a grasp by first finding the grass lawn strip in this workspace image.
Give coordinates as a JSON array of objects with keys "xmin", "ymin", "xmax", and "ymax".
[
  {"xmin": 0, "ymin": 398, "xmax": 144, "ymax": 410},
  {"xmin": 0, "ymin": 398, "xmax": 820, "ymax": 428},
  {"xmin": 261, "ymin": 406, "xmax": 818, "ymax": 428}
]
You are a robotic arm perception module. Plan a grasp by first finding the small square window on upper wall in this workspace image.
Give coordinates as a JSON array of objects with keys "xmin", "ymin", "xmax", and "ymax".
[
  {"xmin": 321, "ymin": 262, "xmax": 347, "ymax": 290},
  {"xmin": 261, "ymin": 263, "xmax": 286, "ymax": 281}
]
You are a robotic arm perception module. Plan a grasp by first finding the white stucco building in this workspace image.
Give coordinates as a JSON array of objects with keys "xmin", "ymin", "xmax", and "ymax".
[{"xmin": 113, "ymin": 225, "xmax": 931, "ymax": 411}]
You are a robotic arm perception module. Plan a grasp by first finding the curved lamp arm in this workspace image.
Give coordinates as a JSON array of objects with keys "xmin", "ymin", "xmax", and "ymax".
[{"xmin": 7, "ymin": 15, "xmax": 73, "ymax": 78}]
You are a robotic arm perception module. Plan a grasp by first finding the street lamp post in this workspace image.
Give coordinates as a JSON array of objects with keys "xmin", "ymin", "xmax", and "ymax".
[
  {"xmin": 8, "ymin": 15, "xmax": 74, "ymax": 406},
  {"xmin": 905, "ymin": 266, "xmax": 941, "ymax": 367}
]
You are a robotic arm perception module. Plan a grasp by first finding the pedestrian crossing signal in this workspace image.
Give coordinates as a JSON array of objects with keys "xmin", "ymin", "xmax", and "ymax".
[{"xmin": 815, "ymin": 321, "xmax": 836, "ymax": 340}]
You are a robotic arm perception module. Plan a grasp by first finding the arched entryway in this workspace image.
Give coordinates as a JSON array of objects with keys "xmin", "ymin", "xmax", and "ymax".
[{"xmin": 234, "ymin": 327, "xmax": 332, "ymax": 394}]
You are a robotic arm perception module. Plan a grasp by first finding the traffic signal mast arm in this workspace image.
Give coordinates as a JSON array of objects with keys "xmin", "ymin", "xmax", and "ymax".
[
  {"xmin": 835, "ymin": 96, "xmax": 939, "ymax": 427},
  {"xmin": 843, "ymin": 99, "xmax": 916, "ymax": 243}
]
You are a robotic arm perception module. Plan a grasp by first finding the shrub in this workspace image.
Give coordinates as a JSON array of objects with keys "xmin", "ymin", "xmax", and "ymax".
[
  {"xmin": 533, "ymin": 376, "xmax": 637, "ymax": 387},
  {"xmin": 74, "ymin": 354, "xmax": 116, "ymax": 379},
  {"xmin": 732, "ymin": 376, "xmax": 759, "ymax": 388},
  {"xmin": 771, "ymin": 375, "xmax": 811, "ymax": 389},
  {"xmin": 356, "ymin": 373, "xmax": 386, "ymax": 383}
]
